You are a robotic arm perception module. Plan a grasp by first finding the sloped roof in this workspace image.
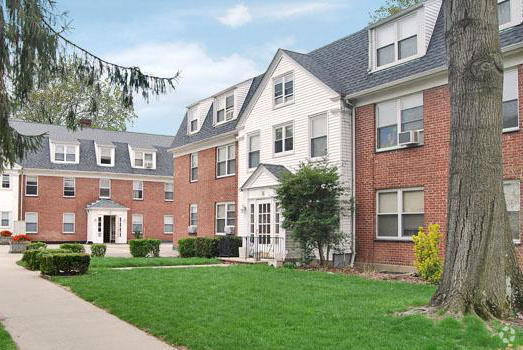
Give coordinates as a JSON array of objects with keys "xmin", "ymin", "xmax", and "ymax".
[
  {"xmin": 11, "ymin": 120, "xmax": 174, "ymax": 177},
  {"xmin": 87, "ymin": 199, "xmax": 128, "ymax": 210},
  {"xmin": 241, "ymin": 163, "xmax": 291, "ymax": 190}
]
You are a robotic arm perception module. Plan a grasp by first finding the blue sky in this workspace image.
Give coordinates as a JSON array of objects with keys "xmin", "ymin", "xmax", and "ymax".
[{"xmin": 58, "ymin": 0, "xmax": 385, "ymax": 135}]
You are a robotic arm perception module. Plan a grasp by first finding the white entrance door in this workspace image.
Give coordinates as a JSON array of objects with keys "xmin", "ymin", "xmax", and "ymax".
[
  {"xmin": 115, "ymin": 214, "xmax": 127, "ymax": 244},
  {"xmin": 248, "ymin": 200, "xmax": 273, "ymax": 258}
]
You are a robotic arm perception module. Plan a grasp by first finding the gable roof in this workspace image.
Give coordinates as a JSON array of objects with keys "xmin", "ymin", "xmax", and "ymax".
[
  {"xmin": 87, "ymin": 199, "xmax": 129, "ymax": 210},
  {"xmin": 241, "ymin": 163, "xmax": 290, "ymax": 190},
  {"xmin": 170, "ymin": 74, "xmax": 264, "ymax": 149},
  {"xmin": 10, "ymin": 119, "xmax": 174, "ymax": 177}
]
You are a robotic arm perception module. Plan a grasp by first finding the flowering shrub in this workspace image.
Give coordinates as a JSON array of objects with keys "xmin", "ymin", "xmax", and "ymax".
[
  {"xmin": 12, "ymin": 234, "xmax": 30, "ymax": 242},
  {"xmin": 0, "ymin": 230, "xmax": 12, "ymax": 237},
  {"xmin": 413, "ymin": 224, "xmax": 443, "ymax": 284}
]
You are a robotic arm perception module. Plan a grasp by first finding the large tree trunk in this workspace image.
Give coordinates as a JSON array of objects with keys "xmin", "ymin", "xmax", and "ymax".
[{"xmin": 430, "ymin": 0, "xmax": 523, "ymax": 319}]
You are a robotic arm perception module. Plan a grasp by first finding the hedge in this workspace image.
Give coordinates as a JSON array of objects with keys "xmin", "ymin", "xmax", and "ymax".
[
  {"xmin": 26, "ymin": 242, "xmax": 47, "ymax": 251},
  {"xmin": 91, "ymin": 244, "xmax": 107, "ymax": 257},
  {"xmin": 178, "ymin": 236, "xmax": 241, "ymax": 258},
  {"xmin": 40, "ymin": 253, "xmax": 90, "ymax": 275},
  {"xmin": 129, "ymin": 239, "xmax": 161, "ymax": 257},
  {"xmin": 178, "ymin": 238, "xmax": 196, "ymax": 257},
  {"xmin": 22, "ymin": 248, "xmax": 72, "ymax": 271},
  {"xmin": 59, "ymin": 243, "xmax": 85, "ymax": 253}
]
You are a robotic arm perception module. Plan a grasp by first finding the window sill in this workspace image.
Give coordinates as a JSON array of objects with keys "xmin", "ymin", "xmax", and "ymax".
[
  {"xmin": 25, "ymin": 194, "xmax": 38, "ymax": 197},
  {"xmin": 274, "ymin": 150, "xmax": 294, "ymax": 158},
  {"xmin": 99, "ymin": 197, "xmax": 111, "ymax": 200},
  {"xmin": 63, "ymin": 196, "xmax": 75, "ymax": 199},
  {"xmin": 370, "ymin": 53, "xmax": 422, "ymax": 73},
  {"xmin": 165, "ymin": 199, "xmax": 174, "ymax": 202},
  {"xmin": 164, "ymin": 232, "xmax": 173, "ymax": 235},
  {"xmin": 216, "ymin": 174, "xmax": 235, "ymax": 179},
  {"xmin": 376, "ymin": 143, "xmax": 424, "ymax": 154},
  {"xmin": 26, "ymin": 232, "xmax": 38, "ymax": 235},
  {"xmin": 503, "ymin": 127, "xmax": 520, "ymax": 134},
  {"xmin": 190, "ymin": 180, "xmax": 198, "ymax": 183},
  {"xmin": 514, "ymin": 239, "xmax": 521, "ymax": 245},
  {"xmin": 374, "ymin": 237, "xmax": 414, "ymax": 242},
  {"xmin": 133, "ymin": 198, "xmax": 144, "ymax": 201},
  {"xmin": 273, "ymin": 100, "xmax": 294, "ymax": 110},
  {"xmin": 62, "ymin": 232, "xmax": 75, "ymax": 235}
]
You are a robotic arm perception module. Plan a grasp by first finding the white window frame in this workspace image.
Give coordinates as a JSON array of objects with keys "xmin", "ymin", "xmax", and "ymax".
[
  {"xmin": 247, "ymin": 132, "xmax": 261, "ymax": 170},
  {"xmin": 190, "ymin": 152, "xmax": 198, "ymax": 182},
  {"xmin": 132, "ymin": 150, "xmax": 156, "ymax": 169},
  {"xmin": 132, "ymin": 214, "xmax": 144, "ymax": 235},
  {"xmin": 190, "ymin": 204, "xmax": 198, "ymax": 226},
  {"xmin": 99, "ymin": 178, "xmax": 111, "ymax": 199},
  {"xmin": 63, "ymin": 213, "xmax": 75, "ymax": 234},
  {"xmin": 504, "ymin": 179, "xmax": 521, "ymax": 243},
  {"xmin": 25, "ymin": 212, "xmax": 38, "ymax": 234},
  {"xmin": 498, "ymin": 0, "xmax": 523, "ymax": 30},
  {"xmin": 97, "ymin": 145, "xmax": 115, "ymax": 167},
  {"xmin": 215, "ymin": 202, "xmax": 235, "ymax": 235},
  {"xmin": 273, "ymin": 122, "xmax": 294, "ymax": 156},
  {"xmin": 25, "ymin": 176, "xmax": 38, "ymax": 196},
  {"xmin": 164, "ymin": 182, "xmax": 174, "ymax": 201},
  {"xmin": 376, "ymin": 187, "xmax": 424, "ymax": 240},
  {"xmin": 51, "ymin": 142, "xmax": 79, "ymax": 164},
  {"xmin": 133, "ymin": 181, "xmax": 144, "ymax": 200},
  {"xmin": 164, "ymin": 215, "xmax": 174, "ymax": 234},
  {"xmin": 0, "ymin": 211, "xmax": 10, "ymax": 228},
  {"xmin": 188, "ymin": 105, "xmax": 199, "ymax": 134},
  {"xmin": 216, "ymin": 143, "xmax": 236, "ymax": 178},
  {"xmin": 376, "ymin": 92, "xmax": 424, "ymax": 152},
  {"xmin": 215, "ymin": 92, "xmax": 235, "ymax": 125},
  {"xmin": 273, "ymin": 72, "xmax": 294, "ymax": 108},
  {"xmin": 503, "ymin": 68, "xmax": 519, "ymax": 132},
  {"xmin": 1, "ymin": 174, "xmax": 10, "ymax": 189},
  {"xmin": 63, "ymin": 177, "xmax": 75, "ymax": 198},
  {"xmin": 371, "ymin": 10, "xmax": 423, "ymax": 72},
  {"xmin": 309, "ymin": 113, "xmax": 329, "ymax": 159}
]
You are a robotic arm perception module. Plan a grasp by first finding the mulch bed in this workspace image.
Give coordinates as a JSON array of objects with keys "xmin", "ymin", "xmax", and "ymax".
[{"xmin": 299, "ymin": 266, "xmax": 428, "ymax": 284}]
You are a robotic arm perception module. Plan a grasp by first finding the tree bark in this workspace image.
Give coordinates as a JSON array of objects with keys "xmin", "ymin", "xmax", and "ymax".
[{"xmin": 431, "ymin": 0, "xmax": 523, "ymax": 319}]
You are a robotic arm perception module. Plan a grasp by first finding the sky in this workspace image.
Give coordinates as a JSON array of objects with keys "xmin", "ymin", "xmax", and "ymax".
[{"xmin": 57, "ymin": 0, "xmax": 385, "ymax": 135}]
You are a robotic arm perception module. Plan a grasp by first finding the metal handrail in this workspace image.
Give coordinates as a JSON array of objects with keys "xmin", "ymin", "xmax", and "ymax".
[{"xmin": 241, "ymin": 235, "xmax": 285, "ymax": 261}]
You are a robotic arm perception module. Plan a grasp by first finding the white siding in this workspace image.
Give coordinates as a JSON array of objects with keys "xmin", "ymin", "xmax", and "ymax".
[
  {"xmin": 235, "ymin": 79, "xmax": 253, "ymax": 118},
  {"xmin": 424, "ymin": 0, "xmax": 442, "ymax": 49},
  {"xmin": 0, "ymin": 167, "xmax": 21, "ymax": 233}
]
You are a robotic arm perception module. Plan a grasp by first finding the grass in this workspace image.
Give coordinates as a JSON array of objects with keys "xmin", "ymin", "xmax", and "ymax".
[
  {"xmin": 89, "ymin": 257, "xmax": 220, "ymax": 269},
  {"xmin": 53, "ymin": 264, "xmax": 519, "ymax": 350},
  {"xmin": 0, "ymin": 321, "xmax": 16, "ymax": 350}
]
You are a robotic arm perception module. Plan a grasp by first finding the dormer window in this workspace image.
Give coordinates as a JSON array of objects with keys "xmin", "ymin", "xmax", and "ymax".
[
  {"xmin": 188, "ymin": 105, "xmax": 198, "ymax": 133},
  {"xmin": 134, "ymin": 151, "xmax": 155, "ymax": 169},
  {"xmin": 274, "ymin": 72, "xmax": 294, "ymax": 107},
  {"xmin": 216, "ymin": 93, "xmax": 235, "ymax": 124},
  {"xmin": 51, "ymin": 142, "xmax": 79, "ymax": 164},
  {"xmin": 96, "ymin": 145, "xmax": 115, "ymax": 167},
  {"xmin": 498, "ymin": 0, "xmax": 522, "ymax": 30}
]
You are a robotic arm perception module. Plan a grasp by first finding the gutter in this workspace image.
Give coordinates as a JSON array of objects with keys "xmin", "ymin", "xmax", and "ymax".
[{"xmin": 344, "ymin": 99, "xmax": 357, "ymax": 268}]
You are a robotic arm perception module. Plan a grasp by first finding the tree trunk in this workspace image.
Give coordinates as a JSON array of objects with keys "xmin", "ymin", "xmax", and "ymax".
[{"xmin": 431, "ymin": 0, "xmax": 523, "ymax": 319}]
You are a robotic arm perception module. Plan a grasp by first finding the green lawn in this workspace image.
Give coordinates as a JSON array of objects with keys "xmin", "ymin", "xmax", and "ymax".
[
  {"xmin": 0, "ymin": 321, "xmax": 16, "ymax": 350},
  {"xmin": 53, "ymin": 265, "xmax": 517, "ymax": 350},
  {"xmin": 89, "ymin": 257, "xmax": 220, "ymax": 269}
]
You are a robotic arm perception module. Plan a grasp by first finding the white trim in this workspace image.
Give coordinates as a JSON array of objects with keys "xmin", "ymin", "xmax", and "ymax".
[
  {"xmin": 247, "ymin": 131, "xmax": 261, "ymax": 171},
  {"xmin": 25, "ymin": 175, "xmax": 38, "ymax": 197},
  {"xmin": 62, "ymin": 213, "xmax": 75, "ymax": 234},
  {"xmin": 21, "ymin": 168, "xmax": 172, "ymax": 182},
  {"xmin": 25, "ymin": 212, "xmax": 38, "ymax": 234},
  {"xmin": 99, "ymin": 178, "xmax": 111, "ymax": 199},
  {"xmin": 190, "ymin": 152, "xmax": 199, "ymax": 183},
  {"xmin": 132, "ymin": 180, "xmax": 144, "ymax": 200},
  {"xmin": 95, "ymin": 143, "xmax": 116, "ymax": 167},
  {"xmin": 189, "ymin": 204, "xmax": 198, "ymax": 226},
  {"xmin": 0, "ymin": 211, "xmax": 11, "ymax": 228},
  {"xmin": 169, "ymin": 132, "xmax": 236, "ymax": 156},
  {"xmin": 216, "ymin": 143, "xmax": 236, "ymax": 178},
  {"xmin": 272, "ymin": 71, "xmax": 295, "ymax": 109},
  {"xmin": 132, "ymin": 214, "xmax": 144, "ymax": 235},
  {"xmin": 215, "ymin": 202, "xmax": 235, "ymax": 235},
  {"xmin": 308, "ymin": 112, "xmax": 329, "ymax": 159},
  {"xmin": 50, "ymin": 141, "xmax": 80, "ymax": 164},
  {"xmin": 164, "ymin": 182, "xmax": 174, "ymax": 202},
  {"xmin": 1, "ymin": 173, "xmax": 11, "ymax": 190},
  {"xmin": 164, "ymin": 215, "xmax": 174, "ymax": 234},
  {"xmin": 63, "ymin": 177, "xmax": 76, "ymax": 198},
  {"xmin": 214, "ymin": 90, "xmax": 236, "ymax": 125},
  {"xmin": 273, "ymin": 121, "xmax": 294, "ymax": 157},
  {"xmin": 498, "ymin": 0, "xmax": 523, "ymax": 31}
]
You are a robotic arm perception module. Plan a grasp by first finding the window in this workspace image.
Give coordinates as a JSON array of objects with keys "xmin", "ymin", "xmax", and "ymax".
[
  {"xmin": 164, "ymin": 215, "xmax": 174, "ymax": 234},
  {"xmin": 133, "ymin": 181, "xmax": 143, "ymax": 200},
  {"xmin": 54, "ymin": 144, "xmax": 77, "ymax": 163},
  {"xmin": 499, "ymin": 0, "xmax": 511, "ymax": 26},
  {"xmin": 504, "ymin": 180, "xmax": 520, "ymax": 241},
  {"xmin": 188, "ymin": 106, "xmax": 198, "ymax": 133},
  {"xmin": 216, "ymin": 93, "xmax": 235, "ymax": 124},
  {"xmin": 310, "ymin": 114, "xmax": 328, "ymax": 158},
  {"xmin": 376, "ymin": 93, "xmax": 423, "ymax": 150},
  {"xmin": 503, "ymin": 69, "xmax": 519, "ymax": 131},
  {"xmin": 374, "ymin": 12, "xmax": 419, "ymax": 68},
  {"xmin": 164, "ymin": 182, "xmax": 174, "ymax": 201},
  {"xmin": 63, "ymin": 177, "xmax": 75, "ymax": 197},
  {"xmin": 132, "ymin": 214, "xmax": 143, "ymax": 235},
  {"xmin": 0, "ymin": 212, "xmax": 10, "ymax": 227},
  {"xmin": 63, "ymin": 213, "xmax": 75, "ymax": 234},
  {"xmin": 217, "ymin": 144, "xmax": 235, "ymax": 177},
  {"xmin": 26, "ymin": 176, "xmax": 38, "ymax": 196},
  {"xmin": 99, "ymin": 147, "xmax": 114, "ymax": 166},
  {"xmin": 248, "ymin": 133, "xmax": 260, "ymax": 169},
  {"xmin": 275, "ymin": 203, "xmax": 283, "ymax": 235},
  {"xmin": 1, "ymin": 174, "xmax": 10, "ymax": 189},
  {"xmin": 377, "ymin": 188, "xmax": 424, "ymax": 239},
  {"xmin": 190, "ymin": 204, "xmax": 198, "ymax": 226},
  {"xmin": 216, "ymin": 203, "xmax": 235, "ymax": 235},
  {"xmin": 190, "ymin": 153, "xmax": 198, "ymax": 182},
  {"xmin": 274, "ymin": 124, "xmax": 294, "ymax": 154},
  {"xmin": 25, "ymin": 212, "xmax": 38, "ymax": 233},
  {"xmin": 274, "ymin": 73, "xmax": 294, "ymax": 106},
  {"xmin": 99, "ymin": 178, "xmax": 111, "ymax": 198},
  {"xmin": 134, "ymin": 151, "xmax": 155, "ymax": 169}
]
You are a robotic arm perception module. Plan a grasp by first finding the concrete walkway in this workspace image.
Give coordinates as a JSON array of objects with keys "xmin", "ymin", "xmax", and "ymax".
[{"xmin": 0, "ymin": 246, "xmax": 174, "ymax": 350}]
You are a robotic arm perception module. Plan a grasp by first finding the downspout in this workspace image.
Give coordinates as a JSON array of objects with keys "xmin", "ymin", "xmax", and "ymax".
[
  {"xmin": 19, "ymin": 168, "xmax": 23, "ymax": 222},
  {"xmin": 345, "ymin": 98, "xmax": 357, "ymax": 268}
]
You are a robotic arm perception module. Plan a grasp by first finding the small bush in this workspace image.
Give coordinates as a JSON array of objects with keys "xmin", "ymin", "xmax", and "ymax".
[
  {"xmin": 21, "ymin": 248, "xmax": 72, "ymax": 270},
  {"xmin": 129, "ymin": 239, "xmax": 161, "ymax": 257},
  {"xmin": 91, "ymin": 244, "xmax": 107, "ymax": 257},
  {"xmin": 178, "ymin": 238, "xmax": 196, "ymax": 258},
  {"xmin": 59, "ymin": 243, "xmax": 85, "ymax": 253},
  {"xmin": 26, "ymin": 242, "xmax": 47, "ymax": 251},
  {"xmin": 413, "ymin": 224, "xmax": 443, "ymax": 284},
  {"xmin": 40, "ymin": 253, "xmax": 90, "ymax": 276},
  {"xmin": 195, "ymin": 237, "xmax": 219, "ymax": 258}
]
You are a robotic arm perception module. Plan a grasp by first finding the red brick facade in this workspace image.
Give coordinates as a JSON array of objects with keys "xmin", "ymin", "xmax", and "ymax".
[
  {"xmin": 355, "ymin": 65, "xmax": 523, "ymax": 267},
  {"xmin": 22, "ymin": 175, "xmax": 174, "ymax": 242},
  {"xmin": 173, "ymin": 142, "xmax": 238, "ymax": 245}
]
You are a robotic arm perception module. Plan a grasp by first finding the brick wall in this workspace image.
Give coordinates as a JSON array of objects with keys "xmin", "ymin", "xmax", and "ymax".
[
  {"xmin": 355, "ymin": 65, "xmax": 523, "ymax": 267},
  {"xmin": 173, "ymin": 142, "xmax": 238, "ymax": 245},
  {"xmin": 22, "ymin": 176, "xmax": 174, "ymax": 242}
]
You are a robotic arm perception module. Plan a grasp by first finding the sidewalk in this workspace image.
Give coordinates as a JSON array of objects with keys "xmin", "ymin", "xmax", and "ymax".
[{"xmin": 0, "ymin": 246, "xmax": 174, "ymax": 350}]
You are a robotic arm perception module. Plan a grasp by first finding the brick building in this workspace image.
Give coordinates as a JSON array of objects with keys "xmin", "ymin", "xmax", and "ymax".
[{"xmin": 1, "ymin": 119, "xmax": 175, "ymax": 243}]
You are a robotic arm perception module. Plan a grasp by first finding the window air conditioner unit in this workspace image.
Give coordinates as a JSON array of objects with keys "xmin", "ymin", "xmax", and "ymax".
[
  {"xmin": 188, "ymin": 225, "xmax": 197, "ymax": 234},
  {"xmin": 145, "ymin": 162, "xmax": 153, "ymax": 169},
  {"xmin": 398, "ymin": 130, "xmax": 421, "ymax": 146},
  {"xmin": 224, "ymin": 226, "xmax": 235, "ymax": 235}
]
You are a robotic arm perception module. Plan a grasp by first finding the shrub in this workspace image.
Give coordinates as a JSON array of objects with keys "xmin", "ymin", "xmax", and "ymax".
[
  {"xmin": 195, "ymin": 237, "xmax": 219, "ymax": 258},
  {"xmin": 0, "ymin": 230, "xmax": 12, "ymax": 237},
  {"xmin": 26, "ymin": 242, "xmax": 47, "ymax": 251},
  {"xmin": 217, "ymin": 236, "xmax": 242, "ymax": 257},
  {"xmin": 40, "ymin": 253, "xmax": 90, "ymax": 276},
  {"xmin": 413, "ymin": 224, "xmax": 443, "ymax": 284},
  {"xmin": 12, "ymin": 234, "xmax": 30, "ymax": 242},
  {"xmin": 22, "ymin": 248, "xmax": 72, "ymax": 270},
  {"xmin": 129, "ymin": 239, "xmax": 161, "ymax": 257},
  {"xmin": 91, "ymin": 244, "xmax": 107, "ymax": 257},
  {"xmin": 178, "ymin": 238, "xmax": 196, "ymax": 258},
  {"xmin": 59, "ymin": 243, "xmax": 85, "ymax": 253}
]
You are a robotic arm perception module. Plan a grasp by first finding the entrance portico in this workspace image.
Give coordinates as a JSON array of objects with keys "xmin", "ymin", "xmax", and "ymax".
[{"xmin": 86, "ymin": 199, "xmax": 129, "ymax": 244}]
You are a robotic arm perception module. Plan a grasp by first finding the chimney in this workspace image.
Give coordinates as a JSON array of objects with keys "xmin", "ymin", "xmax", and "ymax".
[{"xmin": 79, "ymin": 118, "xmax": 92, "ymax": 128}]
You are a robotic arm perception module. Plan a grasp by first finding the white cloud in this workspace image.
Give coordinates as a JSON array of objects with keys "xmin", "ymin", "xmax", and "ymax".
[
  {"xmin": 217, "ymin": 4, "xmax": 252, "ymax": 28},
  {"xmin": 106, "ymin": 42, "xmax": 260, "ymax": 134}
]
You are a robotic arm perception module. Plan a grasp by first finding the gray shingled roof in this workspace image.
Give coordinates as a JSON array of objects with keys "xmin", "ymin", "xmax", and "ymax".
[
  {"xmin": 170, "ymin": 74, "xmax": 264, "ymax": 149},
  {"xmin": 87, "ymin": 199, "xmax": 128, "ymax": 209},
  {"xmin": 262, "ymin": 163, "xmax": 291, "ymax": 181},
  {"xmin": 11, "ymin": 120, "xmax": 174, "ymax": 177}
]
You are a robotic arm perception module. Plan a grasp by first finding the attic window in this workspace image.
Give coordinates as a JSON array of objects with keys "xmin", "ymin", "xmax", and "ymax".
[
  {"xmin": 52, "ymin": 143, "xmax": 78, "ymax": 164},
  {"xmin": 498, "ymin": 0, "xmax": 522, "ymax": 30},
  {"xmin": 133, "ymin": 150, "xmax": 155, "ymax": 169},
  {"xmin": 274, "ymin": 73, "xmax": 294, "ymax": 107},
  {"xmin": 216, "ymin": 93, "xmax": 235, "ymax": 124},
  {"xmin": 188, "ymin": 106, "xmax": 198, "ymax": 133},
  {"xmin": 97, "ymin": 146, "xmax": 115, "ymax": 167}
]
